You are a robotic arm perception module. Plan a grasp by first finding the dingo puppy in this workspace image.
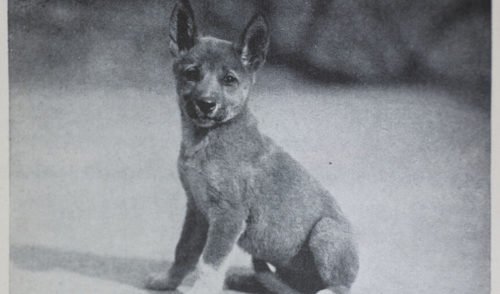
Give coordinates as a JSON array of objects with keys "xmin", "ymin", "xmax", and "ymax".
[{"xmin": 146, "ymin": 1, "xmax": 359, "ymax": 293}]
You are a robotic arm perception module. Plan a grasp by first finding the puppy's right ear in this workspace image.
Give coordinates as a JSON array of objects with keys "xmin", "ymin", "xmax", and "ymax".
[
  {"xmin": 169, "ymin": 0, "xmax": 197, "ymax": 57},
  {"xmin": 236, "ymin": 14, "xmax": 270, "ymax": 71}
]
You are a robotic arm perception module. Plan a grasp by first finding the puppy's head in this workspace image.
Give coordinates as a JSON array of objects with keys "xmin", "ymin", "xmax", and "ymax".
[{"xmin": 169, "ymin": 0, "xmax": 270, "ymax": 128}]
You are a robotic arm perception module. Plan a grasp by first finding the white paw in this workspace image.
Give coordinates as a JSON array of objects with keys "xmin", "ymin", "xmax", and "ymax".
[
  {"xmin": 145, "ymin": 272, "xmax": 177, "ymax": 290},
  {"xmin": 185, "ymin": 263, "xmax": 224, "ymax": 294},
  {"xmin": 316, "ymin": 290, "xmax": 336, "ymax": 294}
]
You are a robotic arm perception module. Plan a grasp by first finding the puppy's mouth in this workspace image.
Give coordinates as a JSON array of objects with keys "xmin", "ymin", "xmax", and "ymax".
[{"xmin": 184, "ymin": 100, "xmax": 224, "ymax": 127}]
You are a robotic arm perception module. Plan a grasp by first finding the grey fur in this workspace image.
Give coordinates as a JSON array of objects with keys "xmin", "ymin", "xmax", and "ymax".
[{"xmin": 146, "ymin": 1, "xmax": 359, "ymax": 293}]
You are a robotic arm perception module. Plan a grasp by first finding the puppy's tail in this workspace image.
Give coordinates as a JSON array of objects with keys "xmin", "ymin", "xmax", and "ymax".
[{"xmin": 252, "ymin": 258, "xmax": 301, "ymax": 294}]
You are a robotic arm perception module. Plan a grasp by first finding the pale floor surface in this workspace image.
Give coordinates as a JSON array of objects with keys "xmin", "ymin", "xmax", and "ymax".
[{"xmin": 10, "ymin": 68, "xmax": 490, "ymax": 294}]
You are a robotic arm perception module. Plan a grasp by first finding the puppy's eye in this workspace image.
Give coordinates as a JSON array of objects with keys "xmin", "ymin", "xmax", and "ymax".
[
  {"xmin": 184, "ymin": 67, "xmax": 201, "ymax": 81},
  {"xmin": 223, "ymin": 74, "xmax": 238, "ymax": 85}
]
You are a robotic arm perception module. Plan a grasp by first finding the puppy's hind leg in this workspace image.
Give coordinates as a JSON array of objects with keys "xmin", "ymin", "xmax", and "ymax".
[
  {"xmin": 224, "ymin": 269, "xmax": 268, "ymax": 293},
  {"xmin": 252, "ymin": 258, "xmax": 301, "ymax": 294},
  {"xmin": 309, "ymin": 218, "xmax": 359, "ymax": 294},
  {"xmin": 225, "ymin": 258, "xmax": 301, "ymax": 294}
]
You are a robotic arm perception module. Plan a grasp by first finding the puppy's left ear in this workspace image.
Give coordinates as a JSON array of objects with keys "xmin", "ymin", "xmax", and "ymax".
[{"xmin": 236, "ymin": 14, "xmax": 270, "ymax": 71}]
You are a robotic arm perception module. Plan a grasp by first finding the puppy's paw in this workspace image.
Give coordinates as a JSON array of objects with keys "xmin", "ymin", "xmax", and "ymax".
[
  {"xmin": 185, "ymin": 263, "xmax": 224, "ymax": 294},
  {"xmin": 316, "ymin": 290, "xmax": 336, "ymax": 294},
  {"xmin": 145, "ymin": 272, "xmax": 178, "ymax": 291},
  {"xmin": 225, "ymin": 272, "xmax": 267, "ymax": 293},
  {"xmin": 316, "ymin": 287, "xmax": 349, "ymax": 294}
]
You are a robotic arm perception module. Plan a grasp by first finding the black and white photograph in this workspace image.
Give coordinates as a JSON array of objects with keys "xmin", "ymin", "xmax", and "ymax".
[{"xmin": 6, "ymin": 0, "xmax": 492, "ymax": 293}]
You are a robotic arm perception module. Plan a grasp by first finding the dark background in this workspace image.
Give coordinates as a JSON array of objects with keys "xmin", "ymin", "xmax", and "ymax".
[
  {"xmin": 9, "ymin": 1, "xmax": 490, "ymax": 294},
  {"xmin": 9, "ymin": 0, "xmax": 491, "ymax": 90}
]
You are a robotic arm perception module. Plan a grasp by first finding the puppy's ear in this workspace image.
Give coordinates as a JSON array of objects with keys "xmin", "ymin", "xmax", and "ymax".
[
  {"xmin": 236, "ymin": 14, "xmax": 270, "ymax": 71},
  {"xmin": 169, "ymin": 0, "xmax": 197, "ymax": 56}
]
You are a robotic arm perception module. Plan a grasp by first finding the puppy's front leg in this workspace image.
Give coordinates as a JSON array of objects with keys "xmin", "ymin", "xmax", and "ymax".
[
  {"xmin": 146, "ymin": 200, "xmax": 208, "ymax": 290},
  {"xmin": 187, "ymin": 209, "xmax": 246, "ymax": 294}
]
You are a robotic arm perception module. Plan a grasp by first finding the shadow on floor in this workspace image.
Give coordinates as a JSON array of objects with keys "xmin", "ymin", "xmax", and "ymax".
[
  {"xmin": 10, "ymin": 244, "xmax": 190, "ymax": 293},
  {"xmin": 11, "ymin": 244, "xmax": 252, "ymax": 293}
]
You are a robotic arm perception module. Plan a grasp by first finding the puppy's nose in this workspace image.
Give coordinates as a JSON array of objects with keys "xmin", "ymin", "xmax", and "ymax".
[{"xmin": 194, "ymin": 99, "xmax": 216, "ymax": 115}]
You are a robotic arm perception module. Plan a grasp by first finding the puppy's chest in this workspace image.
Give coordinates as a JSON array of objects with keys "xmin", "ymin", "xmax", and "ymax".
[{"xmin": 178, "ymin": 141, "xmax": 249, "ymax": 213}]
